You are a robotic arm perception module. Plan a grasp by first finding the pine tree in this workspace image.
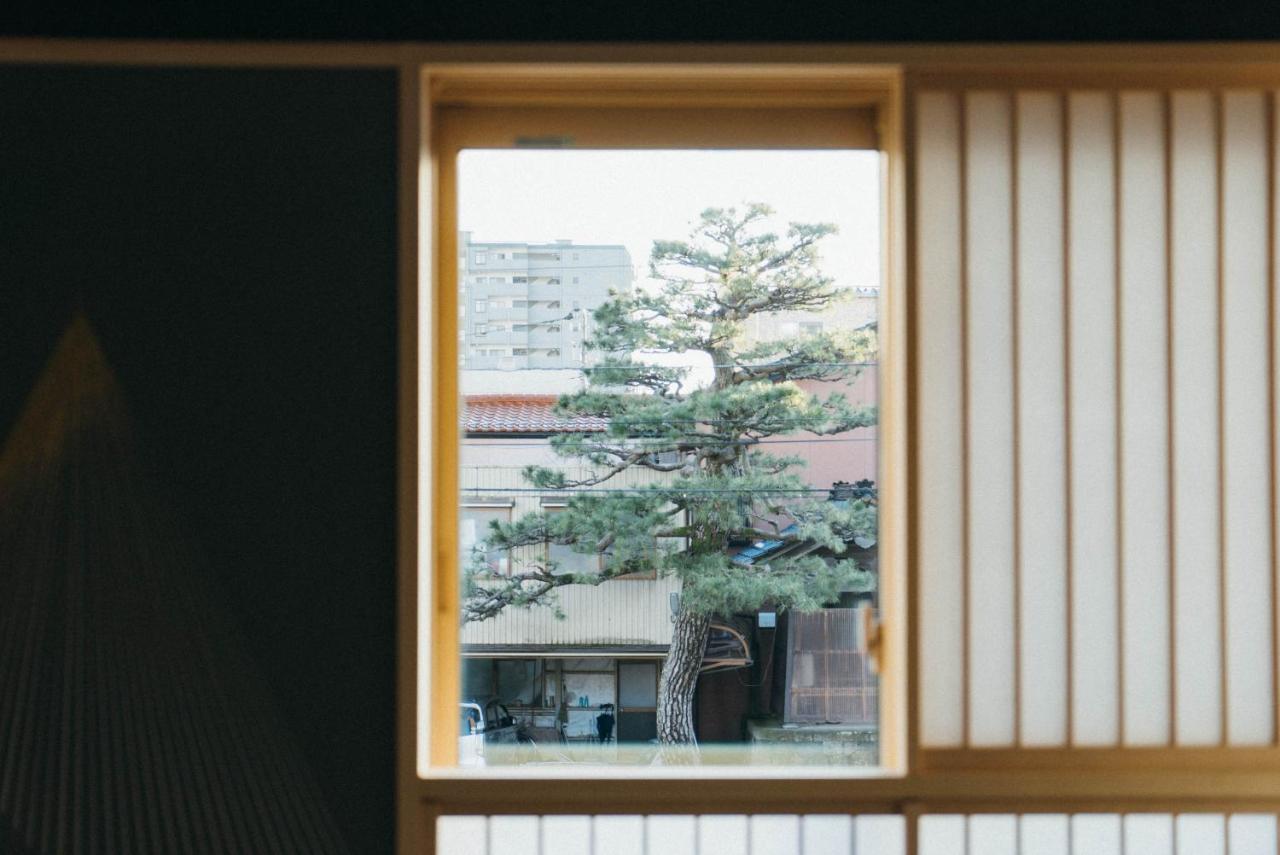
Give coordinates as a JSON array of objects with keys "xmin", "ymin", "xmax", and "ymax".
[{"xmin": 462, "ymin": 203, "xmax": 878, "ymax": 748}]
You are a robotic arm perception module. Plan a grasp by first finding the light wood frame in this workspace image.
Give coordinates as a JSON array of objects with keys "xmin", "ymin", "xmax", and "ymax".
[
  {"xmin": 423, "ymin": 64, "xmax": 906, "ymax": 777},
  {"xmin": 13, "ymin": 38, "xmax": 1280, "ymax": 855}
]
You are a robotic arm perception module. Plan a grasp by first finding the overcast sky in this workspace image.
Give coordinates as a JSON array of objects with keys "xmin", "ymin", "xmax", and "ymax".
[
  {"xmin": 457, "ymin": 149, "xmax": 882, "ymax": 386},
  {"xmin": 457, "ymin": 149, "xmax": 882, "ymax": 291}
]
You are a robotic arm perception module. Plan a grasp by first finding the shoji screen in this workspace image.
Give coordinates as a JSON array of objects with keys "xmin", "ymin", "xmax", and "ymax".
[
  {"xmin": 916, "ymin": 89, "xmax": 1277, "ymax": 750},
  {"xmin": 919, "ymin": 813, "xmax": 1278, "ymax": 854},
  {"xmin": 437, "ymin": 814, "xmax": 906, "ymax": 855}
]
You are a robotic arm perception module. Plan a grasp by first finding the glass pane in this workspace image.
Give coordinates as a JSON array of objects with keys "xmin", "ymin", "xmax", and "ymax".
[{"xmin": 455, "ymin": 149, "xmax": 881, "ymax": 766}]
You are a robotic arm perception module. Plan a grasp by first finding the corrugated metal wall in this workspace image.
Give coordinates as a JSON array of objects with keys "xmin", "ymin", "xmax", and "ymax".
[
  {"xmin": 917, "ymin": 89, "xmax": 1278, "ymax": 748},
  {"xmin": 460, "ymin": 464, "xmax": 680, "ymax": 647}
]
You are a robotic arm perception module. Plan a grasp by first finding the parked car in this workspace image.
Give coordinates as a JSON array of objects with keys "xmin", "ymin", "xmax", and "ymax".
[{"xmin": 458, "ymin": 696, "xmax": 521, "ymax": 767}]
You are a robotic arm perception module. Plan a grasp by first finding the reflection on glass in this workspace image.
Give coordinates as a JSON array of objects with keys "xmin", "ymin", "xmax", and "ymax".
[{"xmin": 455, "ymin": 151, "xmax": 880, "ymax": 766}]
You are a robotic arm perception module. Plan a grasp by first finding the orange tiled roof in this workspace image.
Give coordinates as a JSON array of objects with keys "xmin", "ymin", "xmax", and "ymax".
[{"xmin": 463, "ymin": 395, "xmax": 608, "ymax": 434}]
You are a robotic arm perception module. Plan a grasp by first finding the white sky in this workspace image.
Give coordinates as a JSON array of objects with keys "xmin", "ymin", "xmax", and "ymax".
[
  {"xmin": 458, "ymin": 149, "xmax": 882, "ymax": 289},
  {"xmin": 457, "ymin": 149, "xmax": 882, "ymax": 386}
]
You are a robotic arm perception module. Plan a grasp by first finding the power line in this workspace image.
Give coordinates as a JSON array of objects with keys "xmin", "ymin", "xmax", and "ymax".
[
  {"xmin": 458, "ymin": 486, "xmax": 862, "ymax": 495},
  {"xmin": 460, "ymin": 361, "xmax": 879, "ymax": 371},
  {"xmin": 462, "ymin": 435, "xmax": 876, "ymax": 448}
]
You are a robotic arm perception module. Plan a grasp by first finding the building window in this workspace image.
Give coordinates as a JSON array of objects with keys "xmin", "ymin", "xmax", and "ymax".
[
  {"xmin": 474, "ymin": 300, "xmax": 486, "ymax": 313},
  {"xmin": 473, "ymin": 323, "xmax": 487, "ymax": 336},
  {"xmin": 547, "ymin": 277, "xmax": 561, "ymax": 285},
  {"xmin": 546, "ymin": 300, "xmax": 561, "ymax": 309},
  {"xmin": 474, "ymin": 252, "xmax": 486, "ymax": 264},
  {"xmin": 512, "ymin": 348, "xmax": 528, "ymax": 356},
  {"xmin": 542, "ymin": 504, "xmax": 603, "ymax": 574},
  {"xmin": 513, "ymin": 276, "xmax": 528, "ymax": 283},
  {"xmin": 460, "ymin": 504, "xmax": 512, "ymax": 575}
]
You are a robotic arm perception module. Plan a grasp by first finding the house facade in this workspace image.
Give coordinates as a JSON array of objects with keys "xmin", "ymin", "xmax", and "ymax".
[{"xmin": 459, "ymin": 394, "xmax": 679, "ymax": 742}]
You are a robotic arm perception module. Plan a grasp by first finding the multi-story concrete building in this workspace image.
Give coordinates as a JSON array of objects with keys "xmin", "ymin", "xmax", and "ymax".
[{"xmin": 459, "ymin": 232, "xmax": 632, "ymax": 370}]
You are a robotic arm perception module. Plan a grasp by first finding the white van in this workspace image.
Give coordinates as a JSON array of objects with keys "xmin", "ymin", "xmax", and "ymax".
[{"xmin": 458, "ymin": 697, "xmax": 520, "ymax": 767}]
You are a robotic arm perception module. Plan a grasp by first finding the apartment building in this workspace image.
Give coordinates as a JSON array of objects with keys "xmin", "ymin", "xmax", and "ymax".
[{"xmin": 459, "ymin": 232, "xmax": 632, "ymax": 370}]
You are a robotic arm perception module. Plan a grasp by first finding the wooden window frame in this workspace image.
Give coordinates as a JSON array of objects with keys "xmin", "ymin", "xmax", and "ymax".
[{"xmin": 417, "ymin": 65, "xmax": 907, "ymax": 801}]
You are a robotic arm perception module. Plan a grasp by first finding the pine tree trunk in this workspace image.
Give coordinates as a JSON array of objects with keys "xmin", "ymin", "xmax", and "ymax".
[{"xmin": 656, "ymin": 608, "xmax": 711, "ymax": 746}]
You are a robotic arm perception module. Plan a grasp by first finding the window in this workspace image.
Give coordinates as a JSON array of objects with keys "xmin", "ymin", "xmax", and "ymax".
[
  {"xmin": 542, "ymin": 503, "xmax": 603, "ymax": 575},
  {"xmin": 473, "ymin": 322, "xmax": 487, "ymax": 335},
  {"xmin": 512, "ymin": 276, "xmax": 528, "ymax": 283},
  {"xmin": 572, "ymin": 276, "xmax": 580, "ymax": 284},
  {"xmin": 433, "ymin": 82, "xmax": 890, "ymax": 781},
  {"xmin": 474, "ymin": 300, "xmax": 486, "ymax": 313},
  {"xmin": 474, "ymin": 252, "xmax": 486, "ymax": 264},
  {"xmin": 460, "ymin": 504, "xmax": 511, "ymax": 575}
]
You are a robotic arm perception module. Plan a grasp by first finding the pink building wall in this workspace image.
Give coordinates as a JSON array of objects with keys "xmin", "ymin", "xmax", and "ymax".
[{"xmin": 757, "ymin": 369, "xmax": 878, "ymax": 489}]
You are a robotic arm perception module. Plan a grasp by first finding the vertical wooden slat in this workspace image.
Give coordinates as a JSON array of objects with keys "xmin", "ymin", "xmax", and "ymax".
[
  {"xmin": 1216, "ymin": 89, "xmax": 1229, "ymax": 750},
  {"xmin": 960, "ymin": 92, "xmax": 973, "ymax": 750},
  {"xmin": 916, "ymin": 91, "xmax": 966, "ymax": 748},
  {"xmin": 1011, "ymin": 90, "xmax": 1023, "ymax": 747},
  {"xmin": 1113, "ymin": 90, "xmax": 1126, "ymax": 749},
  {"xmin": 964, "ymin": 90, "xmax": 1017, "ymax": 747},
  {"xmin": 1272, "ymin": 89, "xmax": 1280, "ymax": 749},
  {"xmin": 1165, "ymin": 90, "xmax": 1179, "ymax": 749},
  {"xmin": 1015, "ymin": 91, "xmax": 1069, "ymax": 748},
  {"xmin": 1062, "ymin": 90, "xmax": 1076, "ymax": 748}
]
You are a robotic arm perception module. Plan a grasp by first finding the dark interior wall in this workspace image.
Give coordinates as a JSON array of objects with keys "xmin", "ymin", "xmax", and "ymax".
[
  {"xmin": 1, "ymin": 0, "xmax": 1278, "ymax": 41},
  {"xmin": 0, "ymin": 65, "xmax": 398, "ymax": 853}
]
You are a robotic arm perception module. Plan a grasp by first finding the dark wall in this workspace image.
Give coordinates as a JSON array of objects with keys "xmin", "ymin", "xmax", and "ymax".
[
  {"xmin": 2, "ymin": 0, "xmax": 1280, "ymax": 41},
  {"xmin": 0, "ymin": 65, "xmax": 398, "ymax": 853}
]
